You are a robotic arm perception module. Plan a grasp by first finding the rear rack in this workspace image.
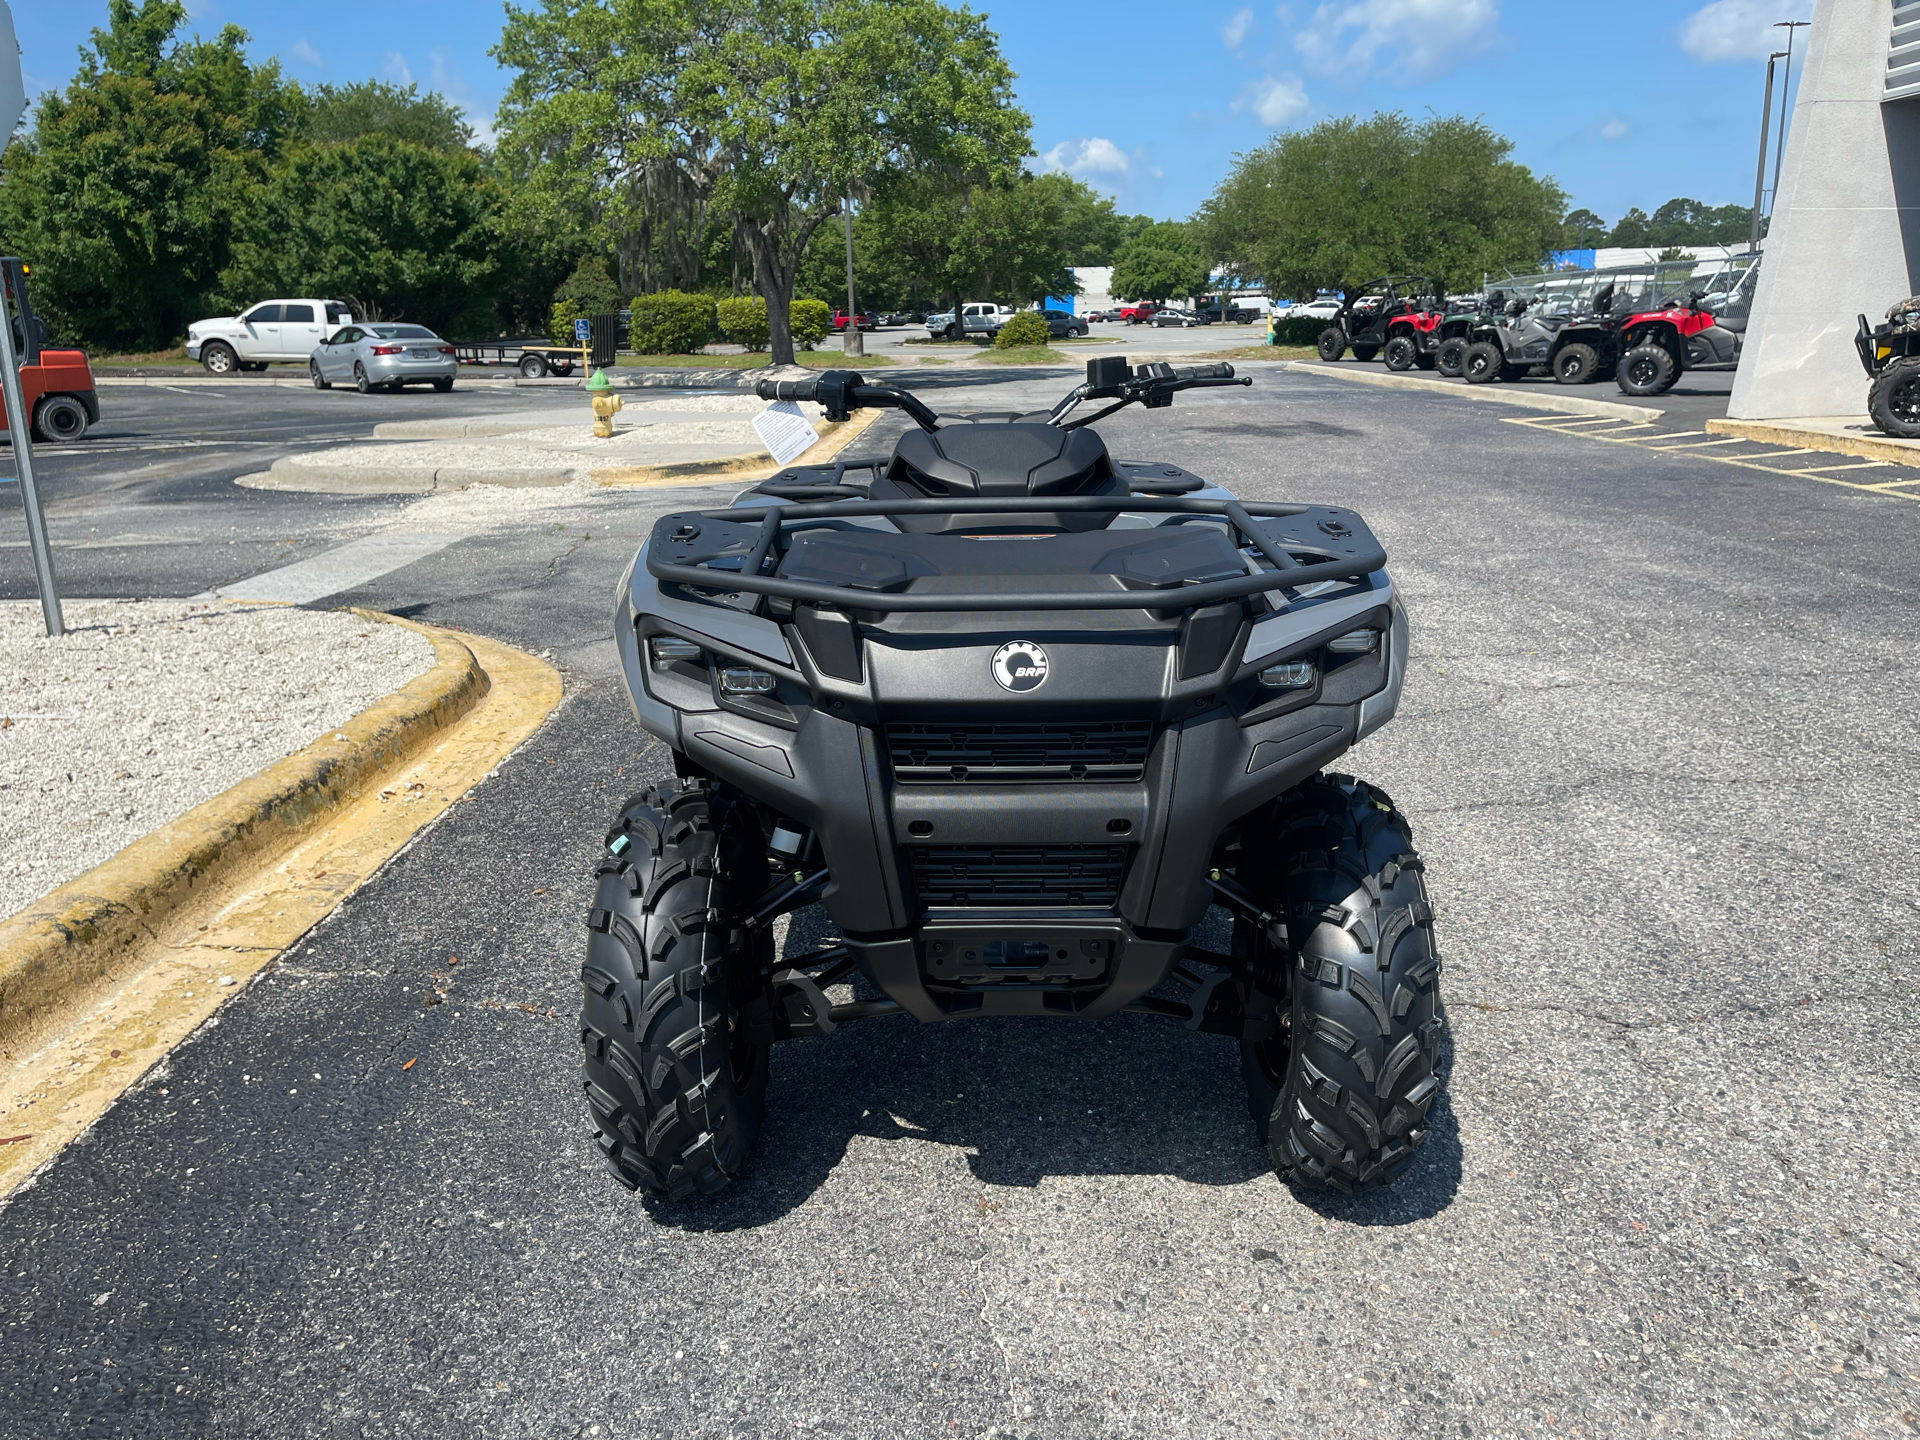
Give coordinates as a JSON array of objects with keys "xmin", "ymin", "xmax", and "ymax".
[{"xmin": 645, "ymin": 495, "xmax": 1387, "ymax": 615}]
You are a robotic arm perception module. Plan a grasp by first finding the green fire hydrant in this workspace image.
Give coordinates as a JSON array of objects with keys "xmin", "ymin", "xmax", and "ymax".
[{"xmin": 587, "ymin": 368, "xmax": 622, "ymax": 438}]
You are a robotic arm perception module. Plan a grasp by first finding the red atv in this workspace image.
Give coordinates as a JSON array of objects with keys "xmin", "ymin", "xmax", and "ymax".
[
  {"xmin": 1548, "ymin": 263, "xmax": 1757, "ymax": 396},
  {"xmin": 1316, "ymin": 276, "xmax": 1441, "ymax": 364},
  {"xmin": 0, "ymin": 258, "xmax": 97, "ymax": 442}
]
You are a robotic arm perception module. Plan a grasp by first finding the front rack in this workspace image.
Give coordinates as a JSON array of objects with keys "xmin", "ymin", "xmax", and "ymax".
[{"xmin": 644, "ymin": 494, "xmax": 1387, "ymax": 614}]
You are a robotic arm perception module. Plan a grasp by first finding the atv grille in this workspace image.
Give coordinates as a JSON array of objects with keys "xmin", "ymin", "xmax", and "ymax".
[
  {"xmin": 911, "ymin": 844, "xmax": 1129, "ymax": 909},
  {"xmin": 885, "ymin": 720, "xmax": 1154, "ymax": 784}
]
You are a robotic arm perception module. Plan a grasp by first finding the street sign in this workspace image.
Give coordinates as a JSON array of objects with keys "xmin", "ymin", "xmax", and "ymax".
[
  {"xmin": 574, "ymin": 317, "xmax": 591, "ymax": 343},
  {"xmin": 0, "ymin": 3, "xmax": 23, "ymax": 142}
]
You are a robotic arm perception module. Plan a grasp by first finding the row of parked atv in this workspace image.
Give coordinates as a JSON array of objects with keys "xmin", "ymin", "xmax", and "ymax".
[{"xmin": 1314, "ymin": 265, "xmax": 1757, "ymax": 398}]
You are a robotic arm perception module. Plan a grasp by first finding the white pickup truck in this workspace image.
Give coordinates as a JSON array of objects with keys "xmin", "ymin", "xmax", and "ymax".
[
  {"xmin": 187, "ymin": 299, "xmax": 355, "ymax": 373},
  {"xmin": 924, "ymin": 302, "xmax": 1015, "ymax": 340}
]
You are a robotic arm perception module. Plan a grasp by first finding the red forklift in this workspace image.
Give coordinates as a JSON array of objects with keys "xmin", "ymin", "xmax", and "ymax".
[{"xmin": 1, "ymin": 258, "xmax": 98, "ymax": 441}]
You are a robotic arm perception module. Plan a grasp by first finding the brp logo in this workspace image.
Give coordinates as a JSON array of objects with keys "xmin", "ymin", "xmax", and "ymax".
[{"xmin": 991, "ymin": 640, "xmax": 1050, "ymax": 692}]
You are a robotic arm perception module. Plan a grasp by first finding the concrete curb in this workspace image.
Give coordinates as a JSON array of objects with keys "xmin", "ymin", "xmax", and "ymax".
[
  {"xmin": 1275, "ymin": 360, "xmax": 1664, "ymax": 423},
  {"xmin": 0, "ymin": 614, "xmax": 487, "ymax": 1057},
  {"xmin": 1704, "ymin": 416, "xmax": 1920, "ymax": 465}
]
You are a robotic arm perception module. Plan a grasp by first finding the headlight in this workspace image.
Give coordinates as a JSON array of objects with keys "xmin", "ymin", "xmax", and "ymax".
[
  {"xmin": 1259, "ymin": 662, "xmax": 1316, "ymax": 690},
  {"xmin": 718, "ymin": 667, "xmax": 776, "ymax": 696},
  {"xmin": 1326, "ymin": 629, "xmax": 1379, "ymax": 655},
  {"xmin": 649, "ymin": 637, "xmax": 701, "ymax": 670}
]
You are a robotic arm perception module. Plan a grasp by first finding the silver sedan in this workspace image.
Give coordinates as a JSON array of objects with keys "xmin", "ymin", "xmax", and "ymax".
[{"xmin": 309, "ymin": 323, "xmax": 458, "ymax": 393}]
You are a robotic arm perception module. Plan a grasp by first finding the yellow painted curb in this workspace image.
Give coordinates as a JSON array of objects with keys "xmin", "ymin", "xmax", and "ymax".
[
  {"xmin": 591, "ymin": 404, "xmax": 883, "ymax": 488},
  {"xmin": 0, "ymin": 616, "xmax": 562, "ymax": 1196},
  {"xmin": 1703, "ymin": 417, "xmax": 1920, "ymax": 467}
]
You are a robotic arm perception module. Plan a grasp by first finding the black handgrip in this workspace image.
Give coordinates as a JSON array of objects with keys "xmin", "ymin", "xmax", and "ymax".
[
  {"xmin": 754, "ymin": 378, "xmax": 820, "ymax": 402},
  {"xmin": 1172, "ymin": 362, "xmax": 1234, "ymax": 381}
]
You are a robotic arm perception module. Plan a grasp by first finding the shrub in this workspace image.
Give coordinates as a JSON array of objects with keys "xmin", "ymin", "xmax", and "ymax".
[
  {"xmin": 630, "ymin": 290, "xmax": 717, "ymax": 353},
  {"xmin": 789, "ymin": 298, "xmax": 831, "ymax": 350},
  {"xmin": 549, "ymin": 255, "xmax": 626, "ymax": 344},
  {"xmin": 994, "ymin": 311, "xmax": 1051, "ymax": 349},
  {"xmin": 715, "ymin": 296, "xmax": 770, "ymax": 350},
  {"xmin": 1269, "ymin": 315, "xmax": 1335, "ymax": 346}
]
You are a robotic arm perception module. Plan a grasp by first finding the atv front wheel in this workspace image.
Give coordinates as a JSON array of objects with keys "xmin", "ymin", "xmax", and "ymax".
[
  {"xmin": 1352, "ymin": 344, "xmax": 1380, "ymax": 363},
  {"xmin": 1554, "ymin": 343, "xmax": 1601, "ymax": 385},
  {"xmin": 1618, "ymin": 343, "xmax": 1677, "ymax": 396},
  {"xmin": 1461, "ymin": 341, "xmax": 1503, "ymax": 384},
  {"xmin": 1382, "ymin": 336, "xmax": 1418, "ymax": 372},
  {"xmin": 1316, "ymin": 328, "xmax": 1346, "ymax": 362},
  {"xmin": 1435, "ymin": 338, "xmax": 1467, "ymax": 378},
  {"xmin": 1238, "ymin": 775, "xmax": 1445, "ymax": 1194},
  {"xmin": 1868, "ymin": 358, "xmax": 1920, "ymax": 438},
  {"xmin": 579, "ymin": 780, "xmax": 774, "ymax": 1199}
]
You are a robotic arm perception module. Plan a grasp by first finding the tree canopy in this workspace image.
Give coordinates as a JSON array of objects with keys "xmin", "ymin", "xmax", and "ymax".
[
  {"xmin": 300, "ymin": 81, "xmax": 475, "ymax": 151},
  {"xmin": 1200, "ymin": 113, "xmax": 1566, "ymax": 298},
  {"xmin": 493, "ymin": 0, "xmax": 1032, "ymax": 362},
  {"xmin": 1110, "ymin": 219, "xmax": 1210, "ymax": 302}
]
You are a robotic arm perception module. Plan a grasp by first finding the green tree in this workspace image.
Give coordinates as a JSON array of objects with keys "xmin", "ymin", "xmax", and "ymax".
[
  {"xmin": 300, "ymin": 81, "xmax": 475, "ymax": 150},
  {"xmin": 0, "ymin": 0, "xmax": 299, "ymax": 349},
  {"xmin": 493, "ymin": 0, "xmax": 1032, "ymax": 365},
  {"xmin": 1646, "ymin": 197, "xmax": 1756, "ymax": 247},
  {"xmin": 1607, "ymin": 207, "xmax": 1652, "ymax": 246},
  {"xmin": 1110, "ymin": 219, "xmax": 1209, "ymax": 301},
  {"xmin": 547, "ymin": 254, "xmax": 626, "ymax": 341},
  {"xmin": 1560, "ymin": 208, "xmax": 1607, "ymax": 249},
  {"xmin": 1031, "ymin": 172, "xmax": 1129, "ymax": 266},
  {"xmin": 1200, "ymin": 113, "xmax": 1566, "ymax": 298},
  {"xmin": 221, "ymin": 134, "xmax": 501, "ymax": 334},
  {"xmin": 848, "ymin": 172, "xmax": 1074, "ymax": 316}
]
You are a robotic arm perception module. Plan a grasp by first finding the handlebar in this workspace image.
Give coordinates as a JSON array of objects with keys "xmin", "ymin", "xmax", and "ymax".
[{"xmin": 755, "ymin": 377, "xmax": 819, "ymax": 403}]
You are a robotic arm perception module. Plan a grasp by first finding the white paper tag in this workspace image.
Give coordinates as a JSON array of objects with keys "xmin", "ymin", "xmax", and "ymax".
[{"xmin": 752, "ymin": 400, "xmax": 820, "ymax": 467}]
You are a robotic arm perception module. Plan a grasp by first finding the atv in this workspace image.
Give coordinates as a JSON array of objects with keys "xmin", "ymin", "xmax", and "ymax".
[
  {"xmin": 1459, "ymin": 295, "xmax": 1578, "ymax": 385},
  {"xmin": 1857, "ymin": 296, "xmax": 1920, "ymax": 438},
  {"xmin": 1434, "ymin": 293, "xmax": 1496, "ymax": 378},
  {"xmin": 585, "ymin": 359, "xmax": 1445, "ymax": 1201},
  {"xmin": 1316, "ymin": 277, "xmax": 1441, "ymax": 365},
  {"xmin": 1547, "ymin": 259, "xmax": 1759, "ymax": 396}
]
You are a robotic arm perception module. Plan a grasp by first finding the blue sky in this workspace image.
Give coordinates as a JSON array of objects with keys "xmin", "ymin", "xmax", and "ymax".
[{"xmin": 14, "ymin": 0, "xmax": 1812, "ymax": 225}]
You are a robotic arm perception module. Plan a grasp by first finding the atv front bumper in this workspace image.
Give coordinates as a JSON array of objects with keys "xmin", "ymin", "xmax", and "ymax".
[{"xmin": 614, "ymin": 549, "xmax": 1407, "ymax": 1019}]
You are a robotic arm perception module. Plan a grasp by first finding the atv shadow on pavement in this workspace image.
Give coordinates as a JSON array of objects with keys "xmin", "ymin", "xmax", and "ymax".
[{"xmin": 640, "ymin": 910, "xmax": 1462, "ymax": 1233}]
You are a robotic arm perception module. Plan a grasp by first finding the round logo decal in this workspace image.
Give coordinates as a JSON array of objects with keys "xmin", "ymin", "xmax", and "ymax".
[{"xmin": 991, "ymin": 640, "xmax": 1050, "ymax": 692}]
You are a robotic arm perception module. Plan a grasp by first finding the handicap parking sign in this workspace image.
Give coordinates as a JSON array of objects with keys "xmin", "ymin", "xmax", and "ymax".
[{"xmin": 574, "ymin": 318, "xmax": 590, "ymax": 342}]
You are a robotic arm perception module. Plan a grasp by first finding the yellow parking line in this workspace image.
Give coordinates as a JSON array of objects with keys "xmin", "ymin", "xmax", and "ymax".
[
  {"xmin": 1641, "ymin": 437, "xmax": 1745, "ymax": 451},
  {"xmin": 1777, "ymin": 460, "xmax": 1889, "ymax": 473}
]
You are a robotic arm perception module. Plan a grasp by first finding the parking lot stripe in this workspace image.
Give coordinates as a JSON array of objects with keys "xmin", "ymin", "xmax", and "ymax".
[
  {"xmin": 1640, "ymin": 437, "xmax": 1744, "ymax": 451},
  {"xmin": 201, "ymin": 532, "xmax": 466, "ymax": 604}
]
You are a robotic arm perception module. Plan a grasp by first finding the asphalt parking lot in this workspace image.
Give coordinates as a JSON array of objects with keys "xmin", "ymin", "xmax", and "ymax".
[{"xmin": 2, "ymin": 364, "xmax": 1917, "ymax": 1439}]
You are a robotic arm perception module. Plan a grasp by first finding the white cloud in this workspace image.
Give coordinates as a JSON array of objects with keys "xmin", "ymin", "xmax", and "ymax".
[
  {"xmin": 383, "ymin": 51, "xmax": 413, "ymax": 86},
  {"xmin": 1042, "ymin": 137, "xmax": 1133, "ymax": 179},
  {"xmin": 1600, "ymin": 118, "xmax": 1629, "ymax": 140},
  {"xmin": 1294, "ymin": 0, "xmax": 1499, "ymax": 79},
  {"xmin": 1234, "ymin": 74, "xmax": 1311, "ymax": 127},
  {"xmin": 1223, "ymin": 7, "xmax": 1254, "ymax": 48},
  {"xmin": 1679, "ymin": 0, "xmax": 1790, "ymax": 63},
  {"xmin": 289, "ymin": 39, "xmax": 323, "ymax": 69},
  {"xmin": 426, "ymin": 47, "xmax": 497, "ymax": 146}
]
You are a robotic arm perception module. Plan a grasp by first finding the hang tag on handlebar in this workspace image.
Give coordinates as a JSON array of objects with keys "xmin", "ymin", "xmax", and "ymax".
[{"xmin": 753, "ymin": 400, "xmax": 820, "ymax": 467}]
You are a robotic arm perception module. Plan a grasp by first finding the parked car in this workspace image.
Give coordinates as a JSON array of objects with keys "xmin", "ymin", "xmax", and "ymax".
[
  {"xmin": 1038, "ymin": 308, "xmax": 1090, "ymax": 338},
  {"xmin": 1152, "ymin": 307, "xmax": 1211, "ymax": 328},
  {"xmin": 309, "ymin": 322, "xmax": 458, "ymax": 393},
  {"xmin": 925, "ymin": 302, "xmax": 1015, "ymax": 340},
  {"xmin": 831, "ymin": 310, "xmax": 877, "ymax": 332},
  {"xmin": 188, "ymin": 299, "xmax": 354, "ymax": 374},
  {"xmin": 1287, "ymin": 299, "xmax": 1343, "ymax": 322}
]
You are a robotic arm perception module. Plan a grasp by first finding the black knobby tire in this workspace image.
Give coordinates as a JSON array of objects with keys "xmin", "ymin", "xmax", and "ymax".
[
  {"xmin": 1382, "ymin": 335, "xmax": 1417, "ymax": 372},
  {"xmin": 31, "ymin": 394, "xmax": 88, "ymax": 442},
  {"xmin": 1412, "ymin": 350, "xmax": 1436, "ymax": 371},
  {"xmin": 1237, "ymin": 774, "xmax": 1446, "ymax": 1194},
  {"xmin": 1352, "ymin": 344, "xmax": 1379, "ymax": 363},
  {"xmin": 579, "ymin": 781, "xmax": 774, "ymax": 1199},
  {"xmin": 1317, "ymin": 327, "xmax": 1346, "ymax": 362},
  {"xmin": 1462, "ymin": 341, "xmax": 1503, "ymax": 384},
  {"xmin": 1868, "ymin": 359, "xmax": 1920, "ymax": 438},
  {"xmin": 1617, "ymin": 343, "xmax": 1677, "ymax": 396},
  {"xmin": 1555, "ymin": 342, "xmax": 1600, "ymax": 385},
  {"xmin": 1435, "ymin": 338, "xmax": 1467, "ymax": 378}
]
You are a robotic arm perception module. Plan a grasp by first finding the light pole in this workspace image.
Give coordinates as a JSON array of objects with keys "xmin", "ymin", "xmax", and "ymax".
[
  {"xmin": 1751, "ymin": 51, "xmax": 1786, "ymax": 253},
  {"xmin": 841, "ymin": 195, "xmax": 863, "ymax": 360},
  {"xmin": 1769, "ymin": 20, "xmax": 1811, "ymax": 226}
]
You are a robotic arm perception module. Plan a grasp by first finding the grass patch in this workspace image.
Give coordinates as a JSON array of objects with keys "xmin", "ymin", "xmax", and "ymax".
[
  {"xmin": 913, "ymin": 356, "xmax": 954, "ymax": 365},
  {"xmin": 977, "ymin": 346, "xmax": 1073, "ymax": 366},
  {"xmin": 89, "ymin": 346, "xmax": 190, "ymax": 367},
  {"xmin": 614, "ymin": 350, "xmax": 893, "ymax": 370},
  {"xmin": 1191, "ymin": 344, "xmax": 1317, "ymax": 361}
]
